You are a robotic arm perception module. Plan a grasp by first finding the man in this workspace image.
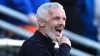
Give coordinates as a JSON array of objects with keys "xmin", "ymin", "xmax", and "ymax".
[{"xmin": 18, "ymin": 2, "xmax": 71, "ymax": 56}]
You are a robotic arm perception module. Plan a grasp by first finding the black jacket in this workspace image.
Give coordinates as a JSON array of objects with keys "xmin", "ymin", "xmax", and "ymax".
[{"xmin": 18, "ymin": 30, "xmax": 71, "ymax": 56}]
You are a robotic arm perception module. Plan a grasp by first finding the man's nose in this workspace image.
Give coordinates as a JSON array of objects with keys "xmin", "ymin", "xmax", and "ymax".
[
  {"xmin": 57, "ymin": 21, "xmax": 65, "ymax": 29},
  {"xmin": 58, "ymin": 19, "xmax": 65, "ymax": 25},
  {"xmin": 57, "ymin": 20, "xmax": 65, "ymax": 28}
]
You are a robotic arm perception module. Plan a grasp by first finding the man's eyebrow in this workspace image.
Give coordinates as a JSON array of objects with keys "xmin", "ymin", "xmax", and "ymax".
[
  {"xmin": 52, "ymin": 15, "xmax": 66, "ymax": 19},
  {"xmin": 54, "ymin": 16, "xmax": 60, "ymax": 18}
]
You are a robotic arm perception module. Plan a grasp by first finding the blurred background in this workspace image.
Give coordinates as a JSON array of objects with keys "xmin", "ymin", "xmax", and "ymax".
[{"xmin": 0, "ymin": 0, "xmax": 100, "ymax": 56}]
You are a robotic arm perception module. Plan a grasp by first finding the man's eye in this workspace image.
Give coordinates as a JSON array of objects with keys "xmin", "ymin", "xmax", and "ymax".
[{"xmin": 53, "ymin": 17, "xmax": 60, "ymax": 20}]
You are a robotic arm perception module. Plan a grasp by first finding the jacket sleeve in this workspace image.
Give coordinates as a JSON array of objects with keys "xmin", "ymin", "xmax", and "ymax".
[{"xmin": 56, "ymin": 43, "xmax": 71, "ymax": 56}]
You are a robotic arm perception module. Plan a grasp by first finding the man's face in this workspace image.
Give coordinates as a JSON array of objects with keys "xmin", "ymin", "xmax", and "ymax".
[{"xmin": 44, "ymin": 8, "xmax": 66, "ymax": 41}]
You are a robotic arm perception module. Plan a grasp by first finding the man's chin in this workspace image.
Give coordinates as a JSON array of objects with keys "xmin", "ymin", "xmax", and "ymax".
[
  {"xmin": 52, "ymin": 35, "xmax": 62, "ymax": 42},
  {"xmin": 56, "ymin": 34, "xmax": 62, "ymax": 38},
  {"xmin": 46, "ymin": 32, "xmax": 62, "ymax": 42},
  {"xmin": 55, "ymin": 31, "xmax": 62, "ymax": 37}
]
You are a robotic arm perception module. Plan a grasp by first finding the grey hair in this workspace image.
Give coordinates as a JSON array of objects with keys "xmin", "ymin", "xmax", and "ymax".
[{"xmin": 36, "ymin": 2, "xmax": 64, "ymax": 19}]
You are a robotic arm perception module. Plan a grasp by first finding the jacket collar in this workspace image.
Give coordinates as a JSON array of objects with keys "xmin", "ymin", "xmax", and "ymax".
[{"xmin": 34, "ymin": 30, "xmax": 55, "ymax": 48}]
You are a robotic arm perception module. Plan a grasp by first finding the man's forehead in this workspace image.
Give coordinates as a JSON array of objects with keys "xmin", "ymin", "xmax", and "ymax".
[{"xmin": 48, "ymin": 8, "xmax": 66, "ymax": 18}]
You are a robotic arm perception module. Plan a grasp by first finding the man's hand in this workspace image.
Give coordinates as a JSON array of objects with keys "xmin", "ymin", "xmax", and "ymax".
[{"xmin": 56, "ymin": 36, "xmax": 71, "ymax": 47}]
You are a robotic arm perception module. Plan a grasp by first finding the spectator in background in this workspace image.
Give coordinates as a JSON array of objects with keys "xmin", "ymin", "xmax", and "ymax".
[
  {"xmin": 95, "ymin": 0, "xmax": 100, "ymax": 55},
  {"xmin": 95, "ymin": 0, "xmax": 100, "ymax": 42},
  {"xmin": 78, "ymin": 0, "xmax": 98, "ymax": 41},
  {"xmin": 51, "ymin": 0, "xmax": 84, "ymax": 35},
  {"xmin": 0, "ymin": 0, "xmax": 50, "ymax": 33}
]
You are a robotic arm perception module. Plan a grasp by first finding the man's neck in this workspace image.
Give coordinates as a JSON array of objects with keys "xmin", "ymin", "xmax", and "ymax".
[{"xmin": 38, "ymin": 27, "xmax": 46, "ymax": 36}]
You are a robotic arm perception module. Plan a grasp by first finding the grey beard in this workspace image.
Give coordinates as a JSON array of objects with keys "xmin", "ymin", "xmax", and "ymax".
[{"xmin": 45, "ymin": 32, "xmax": 57, "ymax": 42}]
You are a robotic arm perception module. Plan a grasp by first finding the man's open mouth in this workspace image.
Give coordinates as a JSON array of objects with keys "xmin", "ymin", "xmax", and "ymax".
[{"xmin": 55, "ymin": 29, "xmax": 62, "ymax": 33}]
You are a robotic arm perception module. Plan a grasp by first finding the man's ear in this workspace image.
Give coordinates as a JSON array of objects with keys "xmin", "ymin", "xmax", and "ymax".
[{"xmin": 38, "ymin": 20, "xmax": 45, "ymax": 26}]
